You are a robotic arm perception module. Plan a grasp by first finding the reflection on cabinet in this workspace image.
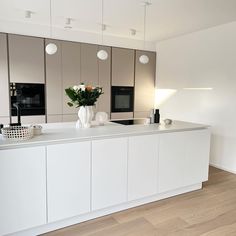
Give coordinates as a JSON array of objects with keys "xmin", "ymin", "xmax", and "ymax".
[
  {"xmin": 111, "ymin": 112, "xmax": 133, "ymax": 119},
  {"xmin": 92, "ymin": 137, "xmax": 128, "ymax": 210},
  {"xmin": 0, "ymin": 33, "xmax": 10, "ymax": 120},
  {"xmin": 112, "ymin": 48, "xmax": 134, "ymax": 86},
  {"xmin": 158, "ymin": 129, "xmax": 210, "ymax": 193},
  {"xmin": 8, "ymin": 34, "xmax": 44, "ymax": 83},
  {"xmin": 47, "ymin": 142, "xmax": 91, "ymax": 222},
  {"xmin": 0, "ymin": 147, "xmax": 46, "ymax": 236},
  {"xmin": 134, "ymin": 51, "xmax": 156, "ymax": 116},
  {"xmin": 128, "ymin": 134, "xmax": 159, "ymax": 201},
  {"xmin": 46, "ymin": 39, "xmax": 62, "ymax": 116}
]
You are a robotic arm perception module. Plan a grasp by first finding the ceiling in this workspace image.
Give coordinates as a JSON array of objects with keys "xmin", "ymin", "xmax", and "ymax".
[{"xmin": 0, "ymin": 0, "xmax": 236, "ymax": 47}]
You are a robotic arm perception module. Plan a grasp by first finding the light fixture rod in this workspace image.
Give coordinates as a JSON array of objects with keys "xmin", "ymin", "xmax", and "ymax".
[
  {"xmin": 143, "ymin": 2, "xmax": 147, "ymax": 50},
  {"xmin": 101, "ymin": 0, "xmax": 104, "ymax": 45},
  {"xmin": 49, "ymin": 0, "xmax": 52, "ymax": 38}
]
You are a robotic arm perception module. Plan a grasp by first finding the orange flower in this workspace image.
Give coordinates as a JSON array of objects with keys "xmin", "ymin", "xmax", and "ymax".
[{"xmin": 86, "ymin": 85, "xmax": 93, "ymax": 91}]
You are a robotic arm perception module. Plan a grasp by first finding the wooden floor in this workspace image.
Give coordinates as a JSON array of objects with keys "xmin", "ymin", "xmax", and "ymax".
[{"xmin": 43, "ymin": 167, "xmax": 236, "ymax": 236}]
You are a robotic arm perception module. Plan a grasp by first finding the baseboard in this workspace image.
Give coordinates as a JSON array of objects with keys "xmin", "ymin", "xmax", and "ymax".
[{"xmin": 210, "ymin": 163, "xmax": 236, "ymax": 175}]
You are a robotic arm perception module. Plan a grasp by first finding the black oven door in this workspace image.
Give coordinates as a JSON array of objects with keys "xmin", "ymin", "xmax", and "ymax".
[
  {"xmin": 10, "ymin": 83, "xmax": 45, "ymax": 116},
  {"xmin": 111, "ymin": 86, "xmax": 134, "ymax": 113}
]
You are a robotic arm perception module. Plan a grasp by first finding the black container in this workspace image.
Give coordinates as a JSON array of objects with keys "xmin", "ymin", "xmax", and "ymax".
[
  {"xmin": 154, "ymin": 109, "xmax": 160, "ymax": 123},
  {"xmin": 0, "ymin": 124, "xmax": 3, "ymax": 134}
]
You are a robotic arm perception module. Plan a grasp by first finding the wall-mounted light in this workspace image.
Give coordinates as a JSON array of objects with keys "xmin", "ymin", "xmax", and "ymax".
[{"xmin": 45, "ymin": 0, "xmax": 57, "ymax": 55}]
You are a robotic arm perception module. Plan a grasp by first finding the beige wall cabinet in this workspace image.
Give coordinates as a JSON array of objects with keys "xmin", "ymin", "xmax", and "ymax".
[
  {"xmin": 97, "ymin": 46, "xmax": 111, "ymax": 115},
  {"xmin": 0, "ymin": 33, "xmax": 10, "ymax": 124},
  {"xmin": 81, "ymin": 43, "xmax": 111, "ymax": 115},
  {"xmin": 61, "ymin": 41, "xmax": 81, "ymax": 115},
  {"xmin": 112, "ymin": 48, "xmax": 134, "ymax": 86},
  {"xmin": 46, "ymin": 39, "xmax": 62, "ymax": 117},
  {"xmin": 8, "ymin": 34, "xmax": 44, "ymax": 84},
  {"xmin": 134, "ymin": 51, "xmax": 156, "ymax": 118}
]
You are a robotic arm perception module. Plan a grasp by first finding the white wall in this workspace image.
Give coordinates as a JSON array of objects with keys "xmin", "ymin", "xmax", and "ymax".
[{"xmin": 156, "ymin": 21, "xmax": 236, "ymax": 173}]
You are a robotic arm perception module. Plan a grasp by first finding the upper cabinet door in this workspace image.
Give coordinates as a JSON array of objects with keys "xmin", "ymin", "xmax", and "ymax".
[
  {"xmin": 81, "ymin": 43, "xmax": 99, "ymax": 86},
  {"xmin": 45, "ymin": 39, "xmax": 62, "ymax": 116},
  {"xmin": 134, "ymin": 51, "xmax": 156, "ymax": 113},
  {"xmin": 112, "ymin": 48, "xmax": 134, "ymax": 86},
  {"xmin": 61, "ymin": 41, "xmax": 81, "ymax": 115},
  {"xmin": 0, "ymin": 33, "xmax": 10, "ymax": 118},
  {"xmin": 8, "ymin": 34, "xmax": 45, "ymax": 83},
  {"xmin": 97, "ymin": 45, "xmax": 111, "ymax": 114}
]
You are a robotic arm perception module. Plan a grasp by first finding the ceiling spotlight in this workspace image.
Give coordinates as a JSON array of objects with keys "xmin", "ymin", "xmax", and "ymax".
[
  {"xmin": 64, "ymin": 18, "xmax": 72, "ymax": 29},
  {"xmin": 130, "ymin": 29, "xmax": 136, "ymax": 36},
  {"xmin": 25, "ymin": 10, "xmax": 32, "ymax": 18}
]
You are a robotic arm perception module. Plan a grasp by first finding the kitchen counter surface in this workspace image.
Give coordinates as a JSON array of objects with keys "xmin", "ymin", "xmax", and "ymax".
[{"xmin": 0, "ymin": 120, "xmax": 209, "ymax": 150}]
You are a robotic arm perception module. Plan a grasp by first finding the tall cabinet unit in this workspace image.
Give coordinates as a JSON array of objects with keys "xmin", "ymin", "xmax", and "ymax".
[
  {"xmin": 111, "ymin": 48, "xmax": 135, "ymax": 119},
  {"xmin": 46, "ymin": 39, "xmax": 63, "ymax": 123},
  {"xmin": 97, "ymin": 46, "xmax": 111, "ymax": 115},
  {"xmin": 134, "ymin": 51, "xmax": 156, "ymax": 118},
  {"xmin": 0, "ymin": 33, "xmax": 10, "ymax": 124},
  {"xmin": 8, "ymin": 34, "xmax": 46, "ymax": 123},
  {"xmin": 61, "ymin": 41, "xmax": 81, "ymax": 122}
]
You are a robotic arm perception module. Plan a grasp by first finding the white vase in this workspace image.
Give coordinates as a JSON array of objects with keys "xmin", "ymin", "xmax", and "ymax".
[{"xmin": 77, "ymin": 106, "xmax": 94, "ymax": 128}]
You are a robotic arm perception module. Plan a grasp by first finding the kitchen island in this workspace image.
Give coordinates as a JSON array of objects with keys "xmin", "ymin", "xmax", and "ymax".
[{"xmin": 0, "ymin": 120, "xmax": 210, "ymax": 236}]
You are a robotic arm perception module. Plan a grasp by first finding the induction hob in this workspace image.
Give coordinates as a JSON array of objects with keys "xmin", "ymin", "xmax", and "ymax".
[{"xmin": 111, "ymin": 119, "xmax": 146, "ymax": 125}]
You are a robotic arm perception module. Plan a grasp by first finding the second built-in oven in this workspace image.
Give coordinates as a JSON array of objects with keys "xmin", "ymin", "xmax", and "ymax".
[{"xmin": 111, "ymin": 86, "xmax": 134, "ymax": 113}]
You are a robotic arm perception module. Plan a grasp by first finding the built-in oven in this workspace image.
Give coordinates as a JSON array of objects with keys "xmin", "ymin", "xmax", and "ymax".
[
  {"xmin": 111, "ymin": 86, "xmax": 134, "ymax": 113},
  {"xmin": 10, "ymin": 83, "xmax": 45, "ymax": 116}
]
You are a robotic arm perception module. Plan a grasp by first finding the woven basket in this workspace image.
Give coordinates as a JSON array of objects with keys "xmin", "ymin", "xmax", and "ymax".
[{"xmin": 1, "ymin": 126, "xmax": 33, "ymax": 141}]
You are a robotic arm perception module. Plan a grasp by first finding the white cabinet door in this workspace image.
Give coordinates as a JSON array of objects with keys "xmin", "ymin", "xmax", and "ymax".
[
  {"xmin": 47, "ymin": 141, "xmax": 91, "ymax": 222},
  {"xmin": 92, "ymin": 137, "xmax": 128, "ymax": 210},
  {"xmin": 128, "ymin": 134, "xmax": 159, "ymax": 201},
  {"xmin": 158, "ymin": 129, "xmax": 210, "ymax": 193},
  {"xmin": 0, "ymin": 147, "xmax": 46, "ymax": 236}
]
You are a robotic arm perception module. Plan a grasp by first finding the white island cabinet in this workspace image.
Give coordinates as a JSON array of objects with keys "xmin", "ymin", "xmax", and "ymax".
[
  {"xmin": 0, "ymin": 147, "xmax": 46, "ymax": 236},
  {"xmin": 47, "ymin": 141, "xmax": 91, "ymax": 222},
  {"xmin": 158, "ymin": 129, "xmax": 210, "ymax": 193},
  {"xmin": 92, "ymin": 137, "xmax": 128, "ymax": 210},
  {"xmin": 128, "ymin": 134, "xmax": 159, "ymax": 201},
  {"xmin": 0, "ymin": 121, "xmax": 211, "ymax": 236}
]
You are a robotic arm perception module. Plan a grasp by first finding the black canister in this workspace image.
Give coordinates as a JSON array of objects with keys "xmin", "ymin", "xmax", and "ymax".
[
  {"xmin": 0, "ymin": 124, "xmax": 3, "ymax": 134},
  {"xmin": 154, "ymin": 109, "xmax": 160, "ymax": 123}
]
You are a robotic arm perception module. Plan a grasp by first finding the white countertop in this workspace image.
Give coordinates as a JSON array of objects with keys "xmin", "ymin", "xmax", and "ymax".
[{"xmin": 0, "ymin": 120, "xmax": 209, "ymax": 150}]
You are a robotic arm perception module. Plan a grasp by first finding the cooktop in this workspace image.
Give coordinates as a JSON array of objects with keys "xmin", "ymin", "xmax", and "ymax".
[{"xmin": 111, "ymin": 119, "xmax": 146, "ymax": 125}]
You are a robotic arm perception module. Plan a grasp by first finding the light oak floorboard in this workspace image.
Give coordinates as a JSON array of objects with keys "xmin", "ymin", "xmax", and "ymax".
[{"xmin": 43, "ymin": 167, "xmax": 236, "ymax": 236}]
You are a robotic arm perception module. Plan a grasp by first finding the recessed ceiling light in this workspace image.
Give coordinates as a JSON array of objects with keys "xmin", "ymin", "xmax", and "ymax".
[
  {"xmin": 130, "ymin": 29, "xmax": 136, "ymax": 36},
  {"xmin": 25, "ymin": 10, "xmax": 32, "ymax": 18},
  {"xmin": 64, "ymin": 18, "xmax": 72, "ymax": 29}
]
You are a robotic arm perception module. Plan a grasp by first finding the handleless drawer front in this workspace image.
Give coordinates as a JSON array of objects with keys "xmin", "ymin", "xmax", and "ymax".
[
  {"xmin": 47, "ymin": 141, "xmax": 91, "ymax": 222},
  {"xmin": 0, "ymin": 147, "xmax": 46, "ymax": 236},
  {"xmin": 92, "ymin": 137, "xmax": 128, "ymax": 210},
  {"xmin": 128, "ymin": 134, "xmax": 159, "ymax": 201}
]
